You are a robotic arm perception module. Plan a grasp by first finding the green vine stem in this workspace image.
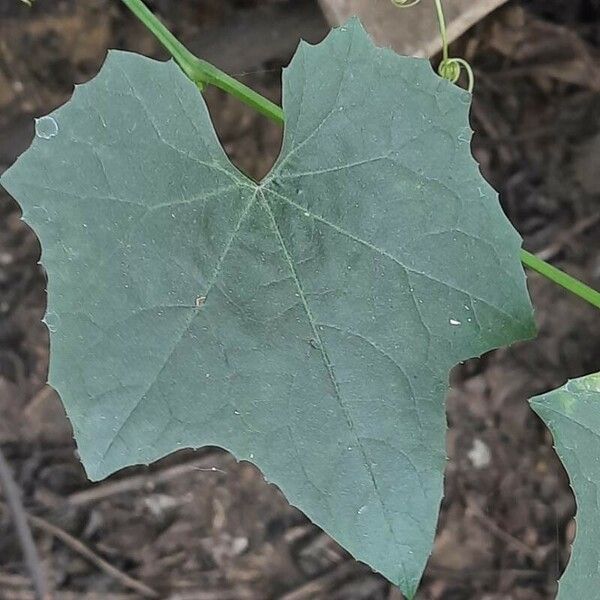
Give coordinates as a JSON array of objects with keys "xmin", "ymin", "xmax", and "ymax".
[
  {"xmin": 120, "ymin": 0, "xmax": 600, "ymax": 312},
  {"xmin": 521, "ymin": 250, "xmax": 600, "ymax": 310},
  {"xmin": 121, "ymin": 0, "xmax": 283, "ymax": 124}
]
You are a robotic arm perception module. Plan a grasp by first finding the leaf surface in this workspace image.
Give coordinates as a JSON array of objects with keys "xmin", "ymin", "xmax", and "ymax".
[
  {"xmin": 530, "ymin": 373, "xmax": 600, "ymax": 599},
  {"xmin": 1, "ymin": 19, "xmax": 535, "ymax": 595}
]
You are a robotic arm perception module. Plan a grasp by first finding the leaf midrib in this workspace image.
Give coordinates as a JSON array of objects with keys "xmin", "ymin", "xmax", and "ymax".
[{"xmin": 259, "ymin": 188, "xmax": 405, "ymax": 561}]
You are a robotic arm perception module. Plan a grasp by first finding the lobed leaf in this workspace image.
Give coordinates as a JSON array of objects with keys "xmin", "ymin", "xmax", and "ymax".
[
  {"xmin": 1, "ymin": 19, "xmax": 535, "ymax": 596},
  {"xmin": 530, "ymin": 373, "xmax": 600, "ymax": 599}
]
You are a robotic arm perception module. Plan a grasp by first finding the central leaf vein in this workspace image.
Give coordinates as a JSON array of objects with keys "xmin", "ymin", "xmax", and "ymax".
[{"xmin": 260, "ymin": 188, "xmax": 403, "ymax": 554}]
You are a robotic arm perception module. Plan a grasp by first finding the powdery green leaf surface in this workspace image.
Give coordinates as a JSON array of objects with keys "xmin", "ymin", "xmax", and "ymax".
[
  {"xmin": 1, "ymin": 20, "xmax": 535, "ymax": 595},
  {"xmin": 530, "ymin": 373, "xmax": 600, "ymax": 599}
]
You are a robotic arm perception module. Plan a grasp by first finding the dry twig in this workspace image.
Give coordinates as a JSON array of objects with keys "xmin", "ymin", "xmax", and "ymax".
[
  {"xmin": 0, "ymin": 448, "xmax": 51, "ymax": 600},
  {"xmin": 278, "ymin": 561, "xmax": 368, "ymax": 600},
  {"xmin": 467, "ymin": 503, "xmax": 537, "ymax": 559},
  {"xmin": 67, "ymin": 453, "xmax": 227, "ymax": 506},
  {"xmin": 0, "ymin": 501, "xmax": 158, "ymax": 598}
]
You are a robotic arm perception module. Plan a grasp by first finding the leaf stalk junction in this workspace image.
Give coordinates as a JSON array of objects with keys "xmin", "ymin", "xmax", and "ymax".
[{"xmin": 120, "ymin": 0, "xmax": 600, "ymax": 312}]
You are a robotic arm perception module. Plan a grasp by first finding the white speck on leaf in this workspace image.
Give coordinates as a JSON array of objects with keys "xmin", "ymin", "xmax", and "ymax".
[{"xmin": 449, "ymin": 318, "xmax": 461, "ymax": 326}]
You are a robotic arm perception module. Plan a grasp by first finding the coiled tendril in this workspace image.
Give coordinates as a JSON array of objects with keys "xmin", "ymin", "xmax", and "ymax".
[
  {"xmin": 391, "ymin": 0, "xmax": 421, "ymax": 6},
  {"xmin": 391, "ymin": 0, "xmax": 474, "ymax": 93}
]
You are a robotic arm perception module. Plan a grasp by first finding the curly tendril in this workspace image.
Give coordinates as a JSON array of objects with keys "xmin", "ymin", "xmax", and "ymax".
[
  {"xmin": 390, "ymin": 0, "xmax": 422, "ymax": 7},
  {"xmin": 391, "ymin": 0, "xmax": 474, "ymax": 93},
  {"xmin": 438, "ymin": 58, "xmax": 474, "ymax": 93}
]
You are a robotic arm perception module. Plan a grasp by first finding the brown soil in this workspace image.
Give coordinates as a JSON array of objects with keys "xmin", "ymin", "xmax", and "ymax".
[{"xmin": 1, "ymin": 1, "xmax": 599, "ymax": 599}]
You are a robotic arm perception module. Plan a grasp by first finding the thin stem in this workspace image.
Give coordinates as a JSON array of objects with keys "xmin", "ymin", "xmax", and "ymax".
[
  {"xmin": 120, "ymin": 0, "xmax": 284, "ymax": 124},
  {"xmin": 120, "ymin": 0, "xmax": 600, "ymax": 312},
  {"xmin": 431, "ymin": 0, "xmax": 474, "ymax": 92},
  {"xmin": 121, "ymin": 0, "xmax": 196, "ymax": 78},
  {"xmin": 521, "ymin": 250, "xmax": 600, "ymax": 310},
  {"xmin": 196, "ymin": 60, "xmax": 284, "ymax": 125},
  {"xmin": 433, "ymin": 0, "xmax": 449, "ymax": 63}
]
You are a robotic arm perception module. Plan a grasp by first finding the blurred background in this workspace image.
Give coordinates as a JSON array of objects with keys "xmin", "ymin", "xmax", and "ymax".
[{"xmin": 1, "ymin": 0, "xmax": 600, "ymax": 598}]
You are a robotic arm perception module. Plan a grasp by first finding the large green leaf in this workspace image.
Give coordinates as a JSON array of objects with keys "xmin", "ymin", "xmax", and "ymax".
[
  {"xmin": 530, "ymin": 373, "xmax": 600, "ymax": 599},
  {"xmin": 1, "ymin": 19, "xmax": 534, "ymax": 595}
]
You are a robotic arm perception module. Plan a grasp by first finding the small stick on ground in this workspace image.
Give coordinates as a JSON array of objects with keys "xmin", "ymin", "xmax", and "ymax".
[
  {"xmin": 0, "ymin": 499, "xmax": 158, "ymax": 598},
  {"xmin": 0, "ymin": 447, "xmax": 51, "ymax": 600},
  {"xmin": 67, "ymin": 452, "xmax": 228, "ymax": 506},
  {"xmin": 467, "ymin": 503, "xmax": 537, "ymax": 559},
  {"xmin": 278, "ymin": 561, "xmax": 369, "ymax": 600},
  {"xmin": 20, "ymin": 510, "xmax": 159, "ymax": 599}
]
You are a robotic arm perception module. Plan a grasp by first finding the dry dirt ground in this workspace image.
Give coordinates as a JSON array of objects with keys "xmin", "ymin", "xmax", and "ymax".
[{"xmin": 1, "ymin": 1, "xmax": 600, "ymax": 599}]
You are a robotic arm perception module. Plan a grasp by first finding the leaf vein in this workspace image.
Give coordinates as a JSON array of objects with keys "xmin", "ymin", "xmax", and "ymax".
[
  {"xmin": 264, "ymin": 187, "xmax": 519, "ymax": 323},
  {"xmin": 261, "ymin": 189, "xmax": 403, "ymax": 555}
]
